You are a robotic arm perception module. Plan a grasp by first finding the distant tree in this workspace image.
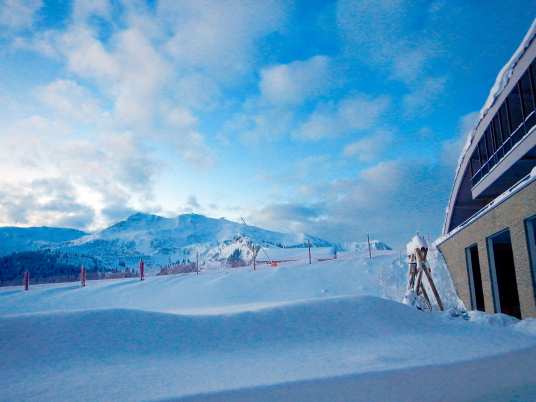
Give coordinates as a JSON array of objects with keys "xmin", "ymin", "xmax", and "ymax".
[{"xmin": 228, "ymin": 248, "xmax": 242, "ymax": 262}]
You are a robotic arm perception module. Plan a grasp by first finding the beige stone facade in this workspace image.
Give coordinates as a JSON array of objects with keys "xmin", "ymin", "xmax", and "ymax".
[{"xmin": 438, "ymin": 180, "xmax": 536, "ymax": 319}]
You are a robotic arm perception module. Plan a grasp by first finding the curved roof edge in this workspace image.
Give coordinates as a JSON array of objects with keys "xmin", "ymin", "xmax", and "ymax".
[{"xmin": 442, "ymin": 18, "xmax": 536, "ymax": 236}]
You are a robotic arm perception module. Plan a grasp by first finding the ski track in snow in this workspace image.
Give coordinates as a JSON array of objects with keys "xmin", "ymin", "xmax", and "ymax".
[{"xmin": 1, "ymin": 250, "xmax": 536, "ymax": 402}]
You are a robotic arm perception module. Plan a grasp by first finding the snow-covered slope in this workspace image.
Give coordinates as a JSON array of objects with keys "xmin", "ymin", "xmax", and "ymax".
[
  {"xmin": 38, "ymin": 213, "xmax": 391, "ymax": 271},
  {"xmin": 1, "ymin": 251, "xmax": 535, "ymax": 402},
  {"xmin": 0, "ymin": 226, "xmax": 87, "ymax": 255}
]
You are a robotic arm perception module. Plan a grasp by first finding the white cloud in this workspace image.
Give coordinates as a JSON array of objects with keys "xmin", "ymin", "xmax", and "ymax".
[
  {"xmin": 246, "ymin": 157, "xmax": 454, "ymax": 248},
  {"xmin": 224, "ymin": 105, "xmax": 295, "ymax": 145},
  {"xmin": 0, "ymin": 0, "xmax": 43, "ymax": 31},
  {"xmin": 336, "ymin": 0, "xmax": 446, "ymax": 108},
  {"xmin": 0, "ymin": 116, "xmax": 166, "ymax": 230},
  {"xmin": 36, "ymin": 79, "xmax": 102, "ymax": 124},
  {"xmin": 401, "ymin": 76, "xmax": 447, "ymax": 116},
  {"xmin": 71, "ymin": 0, "xmax": 111, "ymax": 22},
  {"xmin": 294, "ymin": 94, "xmax": 390, "ymax": 140},
  {"xmin": 259, "ymin": 56, "xmax": 333, "ymax": 105},
  {"xmin": 175, "ymin": 131, "xmax": 216, "ymax": 171},
  {"xmin": 341, "ymin": 130, "xmax": 394, "ymax": 162},
  {"xmin": 440, "ymin": 111, "xmax": 479, "ymax": 168},
  {"xmin": 165, "ymin": 107, "xmax": 198, "ymax": 129},
  {"xmin": 0, "ymin": 178, "xmax": 96, "ymax": 229},
  {"xmin": 160, "ymin": 0, "xmax": 290, "ymax": 80}
]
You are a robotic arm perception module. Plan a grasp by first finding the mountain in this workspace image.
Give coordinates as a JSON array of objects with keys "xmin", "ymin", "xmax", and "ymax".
[
  {"xmin": 0, "ymin": 226, "xmax": 87, "ymax": 256},
  {"xmin": 0, "ymin": 213, "xmax": 391, "ymax": 272}
]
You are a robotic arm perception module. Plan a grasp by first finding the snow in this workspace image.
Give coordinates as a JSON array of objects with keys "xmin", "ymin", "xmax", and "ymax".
[
  {"xmin": 406, "ymin": 233, "xmax": 427, "ymax": 255},
  {"xmin": 512, "ymin": 318, "xmax": 536, "ymax": 338},
  {"xmin": 255, "ymin": 246, "xmax": 334, "ymax": 262},
  {"xmin": 1, "ymin": 250, "xmax": 535, "ymax": 401}
]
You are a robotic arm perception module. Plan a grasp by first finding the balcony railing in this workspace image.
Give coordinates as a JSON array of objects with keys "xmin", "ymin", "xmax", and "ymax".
[{"xmin": 470, "ymin": 115, "xmax": 534, "ymax": 188}]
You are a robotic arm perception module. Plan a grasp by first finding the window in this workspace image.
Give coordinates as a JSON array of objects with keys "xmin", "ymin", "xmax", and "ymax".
[
  {"xmin": 520, "ymin": 71, "xmax": 535, "ymax": 116},
  {"xmin": 507, "ymin": 84, "xmax": 524, "ymax": 134},
  {"xmin": 470, "ymin": 148, "xmax": 481, "ymax": 176},
  {"xmin": 470, "ymin": 64, "xmax": 536, "ymax": 187},
  {"xmin": 499, "ymin": 104, "xmax": 511, "ymax": 140},
  {"xmin": 492, "ymin": 115, "xmax": 504, "ymax": 148},
  {"xmin": 485, "ymin": 128, "xmax": 495, "ymax": 156},
  {"xmin": 478, "ymin": 138, "xmax": 488, "ymax": 163},
  {"xmin": 530, "ymin": 62, "xmax": 536, "ymax": 96}
]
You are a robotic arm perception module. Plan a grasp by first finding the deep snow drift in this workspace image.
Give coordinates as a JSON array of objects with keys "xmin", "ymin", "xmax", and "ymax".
[{"xmin": 1, "ymin": 250, "xmax": 535, "ymax": 402}]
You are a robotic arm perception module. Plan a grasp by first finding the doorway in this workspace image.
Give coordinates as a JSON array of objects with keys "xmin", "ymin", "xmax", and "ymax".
[
  {"xmin": 525, "ymin": 216, "xmax": 536, "ymax": 299},
  {"xmin": 487, "ymin": 230, "xmax": 521, "ymax": 319},
  {"xmin": 466, "ymin": 244, "xmax": 485, "ymax": 311}
]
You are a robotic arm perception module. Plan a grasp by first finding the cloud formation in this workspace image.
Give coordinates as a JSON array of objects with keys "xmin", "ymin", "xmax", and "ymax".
[{"xmin": 0, "ymin": 0, "xmax": 531, "ymax": 244}]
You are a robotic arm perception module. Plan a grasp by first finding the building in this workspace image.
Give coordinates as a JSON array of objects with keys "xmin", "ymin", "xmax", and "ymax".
[{"xmin": 438, "ymin": 21, "xmax": 536, "ymax": 319}]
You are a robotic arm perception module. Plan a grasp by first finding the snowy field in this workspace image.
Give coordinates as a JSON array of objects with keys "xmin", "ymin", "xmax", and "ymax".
[{"xmin": 1, "ymin": 250, "xmax": 536, "ymax": 401}]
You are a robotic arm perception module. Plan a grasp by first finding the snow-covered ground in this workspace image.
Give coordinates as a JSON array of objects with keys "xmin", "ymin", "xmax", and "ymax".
[{"xmin": 1, "ymin": 250, "xmax": 535, "ymax": 401}]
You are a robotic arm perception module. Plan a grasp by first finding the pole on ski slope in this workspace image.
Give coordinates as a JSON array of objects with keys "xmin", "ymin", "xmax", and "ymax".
[
  {"xmin": 367, "ymin": 233, "xmax": 372, "ymax": 259},
  {"xmin": 24, "ymin": 270, "xmax": 29, "ymax": 291},
  {"xmin": 81, "ymin": 265, "xmax": 86, "ymax": 287},
  {"xmin": 241, "ymin": 217, "xmax": 272, "ymax": 265},
  {"xmin": 196, "ymin": 252, "xmax": 199, "ymax": 275},
  {"xmin": 140, "ymin": 258, "xmax": 145, "ymax": 281},
  {"xmin": 308, "ymin": 239, "xmax": 311, "ymax": 264}
]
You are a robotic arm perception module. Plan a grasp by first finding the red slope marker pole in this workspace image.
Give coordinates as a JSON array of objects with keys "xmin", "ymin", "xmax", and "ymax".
[
  {"xmin": 140, "ymin": 259, "xmax": 145, "ymax": 281},
  {"xmin": 81, "ymin": 265, "xmax": 86, "ymax": 287},
  {"xmin": 24, "ymin": 271, "xmax": 29, "ymax": 291}
]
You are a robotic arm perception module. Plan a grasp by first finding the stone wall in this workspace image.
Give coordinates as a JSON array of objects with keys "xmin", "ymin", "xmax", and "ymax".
[{"xmin": 438, "ymin": 180, "xmax": 536, "ymax": 319}]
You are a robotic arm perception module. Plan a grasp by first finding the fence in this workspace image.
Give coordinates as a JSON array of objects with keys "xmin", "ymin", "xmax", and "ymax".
[{"xmin": 0, "ymin": 270, "xmax": 140, "ymax": 288}]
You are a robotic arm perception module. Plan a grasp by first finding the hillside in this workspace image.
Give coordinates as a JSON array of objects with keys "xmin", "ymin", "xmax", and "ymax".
[
  {"xmin": 1, "ymin": 213, "xmax": 391, "ymax": 272},
  {"xmin": 0, "ymin": 226, "xmax": 87, "ymax": 255}
]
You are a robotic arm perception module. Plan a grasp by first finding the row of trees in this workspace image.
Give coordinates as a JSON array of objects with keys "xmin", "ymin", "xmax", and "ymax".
[{"xmin": 0, "ymin": 250, "xmax": 135, "ymax": 287}]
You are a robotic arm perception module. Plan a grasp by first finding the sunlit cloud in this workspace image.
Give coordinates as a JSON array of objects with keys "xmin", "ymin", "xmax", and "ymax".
[{"xmin": 0, "ymin": 0, "xmax": 532, "ymax": 246}]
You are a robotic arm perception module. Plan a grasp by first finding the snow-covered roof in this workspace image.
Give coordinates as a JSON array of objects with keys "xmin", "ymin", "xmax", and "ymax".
[{"xmin": 443, "ymin": 18, "xmax": 536, "ymax": 235}]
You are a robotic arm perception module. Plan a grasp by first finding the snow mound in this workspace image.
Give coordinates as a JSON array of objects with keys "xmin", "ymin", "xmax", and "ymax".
[
  {"xmin": 469, "ymin": 310, "xmax": 520, "ymax": 327},
  {"xmin": 1, "ymin": 295, "xmax": 535, "ymax": 402},
  {"xmin": 1, "ymin": 251, "xmax": 536, "ymax": 401},
  {"xmin": 512, "ymin": 318, "xmax": 536, "ymax": 337}
]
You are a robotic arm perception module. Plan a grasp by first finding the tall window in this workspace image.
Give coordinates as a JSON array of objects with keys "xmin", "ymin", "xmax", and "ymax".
[{"xmin": 507, "ymin": 84, "xmax": 524, "ymax": 133}]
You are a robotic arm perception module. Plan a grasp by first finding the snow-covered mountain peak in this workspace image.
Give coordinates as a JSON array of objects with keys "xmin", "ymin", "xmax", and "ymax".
[{"xmin": 0, "ymin": 213, "xmax": 391, "ymax": 271}]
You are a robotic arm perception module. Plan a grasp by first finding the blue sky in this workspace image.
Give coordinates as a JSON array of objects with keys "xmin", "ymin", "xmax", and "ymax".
[{"xmin": 0, "ymin": 0, "xmax": 534, "ymax": 248}]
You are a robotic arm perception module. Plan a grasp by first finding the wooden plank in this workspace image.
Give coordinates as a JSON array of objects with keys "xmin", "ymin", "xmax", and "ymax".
[
  {"xmin": 419, "ymin": 283, "xmax": 432, "ymax": 311},
  {"xmin": 424, "ymin": 268, "xmax": 444, "ymax": 311}
]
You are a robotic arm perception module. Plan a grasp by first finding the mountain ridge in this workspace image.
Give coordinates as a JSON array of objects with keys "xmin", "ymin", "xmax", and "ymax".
[{"xmin": 0, "ymin": 213, "xmax": 391, "ymax": 271}]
